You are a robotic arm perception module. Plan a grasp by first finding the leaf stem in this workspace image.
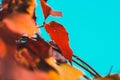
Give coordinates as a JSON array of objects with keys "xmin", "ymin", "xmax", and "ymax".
[{"xmin": 73, "ymin": 55, "xmax": 101, "ymax": 78}]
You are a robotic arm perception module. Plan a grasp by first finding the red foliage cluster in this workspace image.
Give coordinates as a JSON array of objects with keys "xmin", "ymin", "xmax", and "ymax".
[{"xmin": 40, "ymin": 0, "xmax": 73, "ymax": 63}]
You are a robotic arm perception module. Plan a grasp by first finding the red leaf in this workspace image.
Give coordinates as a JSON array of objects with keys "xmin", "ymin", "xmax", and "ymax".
[
  {"xmin": 44, "ymin": 21, "xmax": 73, "ymax": 62},
  {"xmin": 40, "ymin": 0, "xmax": 62, "ymax": 19},
  {"xmin": 40, "ymin": 0, "xmax": 51, "ymax": 19}
]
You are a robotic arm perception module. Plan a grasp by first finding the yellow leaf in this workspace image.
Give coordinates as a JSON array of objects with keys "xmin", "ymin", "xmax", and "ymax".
[
  {"xmin": 48, "ymin": 71, "xmax": 62, "ymax": 80},
  {"xmin": 59, "ymin": 63, "xmax": 84, "ymax": 80},
  {"xmin": 45, "ymin": 57, "xmax": 63, "ymax": 80},
  {"xmin": 45, "ymin": 57, "xmax": 84, "ymax": 80}
]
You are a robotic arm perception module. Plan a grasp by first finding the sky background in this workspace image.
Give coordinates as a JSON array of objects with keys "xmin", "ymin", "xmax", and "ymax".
[{"xmin": 35, "ymin": 0, "xmax": 120, "ymax": 77}]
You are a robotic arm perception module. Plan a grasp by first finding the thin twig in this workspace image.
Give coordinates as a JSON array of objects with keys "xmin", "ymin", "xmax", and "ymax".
[
  {"xmin": 72, "ymin": 59, "xmax": 98, "ymax": 78},
  {"xmin": 37, "ymin": 25, "xmax": 44, "ymax": 28},
  {"xmin": 83, "ymin": 75, "xmax": 91, "ymax": 80},
  {"xmin": 73, "ymin": 55, "xmax": 101, "ymax": 77},
  {"xmin": 107, "ymin": 65, "xmax": 113, "ymax": 76}
]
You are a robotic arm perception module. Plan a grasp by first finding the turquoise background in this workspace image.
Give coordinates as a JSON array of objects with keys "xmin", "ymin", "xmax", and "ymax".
[
  {"xmin": 35, "ymin": 0, "xmax": 120, "ymax": 77},
  {"xmin": 0, "ymin": 0, "xmax": 119, "ymax": 78}
]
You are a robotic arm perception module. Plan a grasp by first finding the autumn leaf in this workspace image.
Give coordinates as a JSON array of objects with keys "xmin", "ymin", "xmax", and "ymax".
[
  {"xmin": 59, "ymin": 63, "xmax": 84, "ymax": 80},
  {"xmin": 0, "ymin": 0, "xmax": 12, "ymax": 21},
  {"xmin": 0, "ymin": 22, "xmax": 21, "ymax": 45},
  {"xmin": 0, "ymin": 55, "xmax": 59, "ymax": 80},
  {"xmin": 44, "ymin": 21, "xmax": 73, "ymax": 63},
  {"xmin": 40, "ymin": 0, "xmax": 62, "ymax": 19},
  {"xmin": 46, "ymin": 58, "xmax": 84, "ymax": 80},
  {"xmin": 3, "ymin": 12, "xmax": 39, "ymax": 37},
  {"xmin": 50, "ymin": 10, "xmax": 62, "ymax": 17},
  {"xmin": 13, "ymin": 0, "xmax": 36, "ymax": 17},
  {"xmin": 0, "ymin": 0, "xmax": 36, "ymax": 21},
  {"xmin": 95, "ymin": 74, "xmax": 120, "ymax": 80},
  {"xmin": 17, "ymin": 34, "xmax": 51, "ymax": 59},
  {"xmin": 0, "ymin": 38, "xmax": 6, "ymax": 58}
]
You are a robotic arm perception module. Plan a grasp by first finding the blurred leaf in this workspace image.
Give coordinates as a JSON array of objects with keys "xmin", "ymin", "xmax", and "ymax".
[
  {"xmin": 15, "ymin": 48, "xmax": 36, "ymax": 68},
  {"xmin": 17, "ymin": 34, "xmax": 50, "ymax": 60},
  {"xmin": 44, "ymin": 21, "xmax": 73, "ymax": 63},
  {"xmin": 48, "ymin": 71, "xmax": 62, "ymax": 80},
  {"xmin": 0, "ymin": 22, "xmax": 21, "ymax": 45},
  {"xmin": 59, "ymin": 63, "xmax": 84, "ymax": 80},
  {"xmin": 50, "ymin": 10, "xmax": 62, "ymax": 17},
  {"xmin": 0, "ymin": 0, "xmax": 12, "ymax": 21},
  {"xmin": 0, "ymin": 38, "xmax": 6, "ymax": 58},
  {"xmin": 14, "ymin": 0, "xmax": 36, "ymax": 17},
  {"xmin": 95, "ymin": 74, "xmax": 120, "ymax": 80},
  {"xmin": 3, "ymin": 12, "xmax": 39, "ymax": 37}
]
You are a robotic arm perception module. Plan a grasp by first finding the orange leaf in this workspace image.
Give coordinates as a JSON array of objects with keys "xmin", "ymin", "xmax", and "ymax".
[
  {"xmin": 0, "ymin": 22, "xmax": 21, "ymax": 45},
  {"xmin": 40, "ymin": 0, "xmax": 62, "ymax": 19},
  {"xmin": 3, "ymin": 12, "xmax": 39, "ymax": 37},
  {"xmin": 0, "ymin": 38, "xmax": 6, "ymax": 58},
  {"xmin": 59, "ymin": 63, "xmax": 84, "ymax": 80},
  {"xmin": 44, "ymin": 21, "xmax": 73, "ymax": 62}
]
